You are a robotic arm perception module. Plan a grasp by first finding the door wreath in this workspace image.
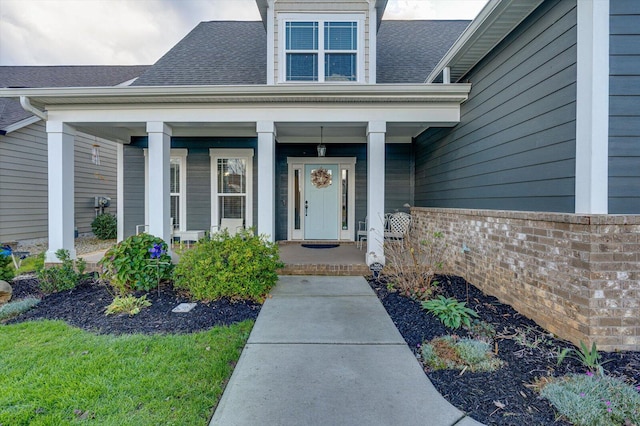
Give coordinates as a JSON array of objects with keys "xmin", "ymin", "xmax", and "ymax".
[{"xmin": 311, "ymin": 167, "xmax": 332, "ymax": 188}]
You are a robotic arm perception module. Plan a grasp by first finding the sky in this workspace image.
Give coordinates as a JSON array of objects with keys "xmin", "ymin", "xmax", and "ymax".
[{"xmin": 0, "ymin": 0, "xmax": 488, "ymax": 66}]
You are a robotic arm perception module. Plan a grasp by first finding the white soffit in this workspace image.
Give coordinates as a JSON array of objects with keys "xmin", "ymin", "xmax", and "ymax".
[{"xmin": 426, "ymin": 0, "xmax": 544, "ymax": 83}]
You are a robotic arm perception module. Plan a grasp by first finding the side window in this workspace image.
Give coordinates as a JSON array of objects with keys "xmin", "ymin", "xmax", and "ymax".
[{"xmin": 210, "ymin": 149, "xmax": 254, "ymax": 229}]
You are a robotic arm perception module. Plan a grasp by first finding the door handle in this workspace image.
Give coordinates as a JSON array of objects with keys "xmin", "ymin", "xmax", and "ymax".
[{"xmin": 305, "ymin": 200, "xmax": 308, "ymax": 217}]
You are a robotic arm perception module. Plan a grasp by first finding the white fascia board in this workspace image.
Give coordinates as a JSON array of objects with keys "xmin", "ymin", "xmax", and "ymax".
[
  {"xmin": 425, "ymin": 0, "xmax": 543, "ymax": 83},
  {"xmin": 0, "ymin": 83, "xmax": 471, "ymax": 106},
  {"xmin": 1, "ymin": 115, "xmax": 41, "ymax": 134},
  {"xmin": 426, "ymin": 0, "xmax": 503, "ymax": 83},
  {"xmin": 266, "ymin": 0, "xmax": 275, "ymax": 85},
  {"xmin": 46, "ymin": 102, "xmax": 463, "ymax": 125}
]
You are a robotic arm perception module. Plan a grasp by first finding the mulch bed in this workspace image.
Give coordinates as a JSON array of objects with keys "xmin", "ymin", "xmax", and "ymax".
[
  {"xmin": 7, "ymin": 274, "xmax": 261, "ymax": 334},
  {"xmin": 369, "ymin": 275, "xmax": 640, "ymax": 426},
  {"xmin": 5, "ymin": 273, "xmax": 640, "ymax": 425}
]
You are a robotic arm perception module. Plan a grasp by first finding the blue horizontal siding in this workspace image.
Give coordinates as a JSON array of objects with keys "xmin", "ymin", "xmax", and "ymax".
[
  {"xmin": 414, "ymin": 0, "xmax": 577, "ymax": 213},
  {"xmin": 609, "ymin": 1, "xmax": 640, "ymax": 213}
]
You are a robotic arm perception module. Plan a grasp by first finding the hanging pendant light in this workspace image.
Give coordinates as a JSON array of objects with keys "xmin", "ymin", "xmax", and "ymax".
[{"xmin": 317, "ymin": 126, "xmax": 326, "ymax": 157}]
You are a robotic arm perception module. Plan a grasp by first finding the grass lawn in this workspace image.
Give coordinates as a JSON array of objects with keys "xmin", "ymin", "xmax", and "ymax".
[{"xmin": 0, "ymin": 319, "xmax": 253, "ymax": 425}]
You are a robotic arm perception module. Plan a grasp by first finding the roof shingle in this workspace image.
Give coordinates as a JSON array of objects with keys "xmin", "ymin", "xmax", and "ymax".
[
  {"xmin": 133, "ymin": 22, "xmax": 267, "ymax": 86},
  {"xmin": 132, "ymin": 20, "xmax": 469, "ymax": 86},
  {"xmin": 377, "ymin": 20, "xmax": 470, "ymax": 83},
  {"xmin": 0, "ymin": 65, "xmax": 149, "ymax": 130}
]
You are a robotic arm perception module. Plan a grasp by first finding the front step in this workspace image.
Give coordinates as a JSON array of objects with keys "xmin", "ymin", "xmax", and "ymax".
[{"xmin": 277, "ymin": 263, "xmax": 370, "ymax": 276}]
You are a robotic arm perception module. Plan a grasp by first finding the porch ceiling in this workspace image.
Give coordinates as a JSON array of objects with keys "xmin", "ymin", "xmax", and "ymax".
[{"xmin": 72, "ymin": 121, "xmax": 442, "ymax": 144}]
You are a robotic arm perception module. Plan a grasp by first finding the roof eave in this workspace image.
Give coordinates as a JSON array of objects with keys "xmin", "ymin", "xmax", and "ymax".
[
  {"xmin": 425, "ymin": 0, "xmax": 544, "ymax": 83},
  {"xmin": 1, "ymin": 115, "xmax": 42, "ymax": 134},
  {"xmin": 0, "ymin": 84, "xmax": 472, "ymax": 108}
]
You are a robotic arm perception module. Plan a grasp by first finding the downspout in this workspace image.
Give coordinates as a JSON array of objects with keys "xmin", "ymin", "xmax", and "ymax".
[{"xmin": 19, "ymin": 96, "xmax": 48, "ymax": 121}]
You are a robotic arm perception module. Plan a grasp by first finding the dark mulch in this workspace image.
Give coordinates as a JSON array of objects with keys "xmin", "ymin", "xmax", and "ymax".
[
  {"xmin": 6, "ymin": 273, "xmax": 639, "ymax": 425},
  {"xmin": 369, "ymin": 275, "xmax": 640, "ymax": 426},
  {"xmin": 7, "ymin": 274, "xmax": 261, "ymax": 335}
]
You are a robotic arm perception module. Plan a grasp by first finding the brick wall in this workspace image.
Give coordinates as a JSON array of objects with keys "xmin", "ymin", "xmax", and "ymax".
[{"xmin": 410, "ymin": 207, "xmax": 640, "ymax": 352}]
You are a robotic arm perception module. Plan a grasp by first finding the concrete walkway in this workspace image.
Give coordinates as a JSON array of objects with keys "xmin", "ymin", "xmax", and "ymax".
[{"xmin": 210, "ymin": 275, "xmax": 484, "ymax": 426}]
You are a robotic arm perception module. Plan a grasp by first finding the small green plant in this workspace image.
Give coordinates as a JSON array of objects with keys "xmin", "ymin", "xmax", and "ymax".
[
  {"xmin": 421, "ymin": 335, "xmax": 503, "ymax": 372},
  {"xmin": 173, "ymin": 229, "xmax": 283, "ymax": 302},
  {"xmin": 105, "ymin": 295, "xmax": 151, "ymax": 316},
  {"xmin": 540, "ymin": 373, "xmax": 640, "ymax": 426},
  {"xmin": 465, "ymin": 319, "xmax": 497, "ymax": 342},
  {"xmin": 91, "ymin": 213, "xmax": 117, "ymax": 240},
  {"xmin": 15, "ymin": 252, "xmax": 44, "ymax": 275},
  {"xmin": 0, "ymin": 297, "xmax": 40, "ymax": 321},
  {"xmin": 557, "ymin": 341, "xmax": 612, "ymax": 376},
  {"xmin": 0, "ymin": 252, "xmax": 14, "ymax": 282},
  {"xmin": 37, "ymin": 249, "xmax": 86, "ymax": 293},
  {"xmin": 422, "ymin": 295, "xmax": 478, "ymax": 329},
  {"xmin": 99, "ymin": 234, "xmax": 173, "ymax": 294}
]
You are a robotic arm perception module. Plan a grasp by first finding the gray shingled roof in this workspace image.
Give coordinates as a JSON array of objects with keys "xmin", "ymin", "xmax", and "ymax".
[
  {"xmin": 0, "ymin": 20, "xmax": 470, "ymax": 130},
  {"xmin": 132, "ymin": 21, "xmax": 267, "ymax": 86},
  {"xmin": 0, "ymin": 65, "xmax": 149, "ymax": 131},
  {"xmin": 133, "ymin": 20, "xmax": 469, "ymax": 86},
  {"xmin": 377, "ymin": 20, "xmax": 470, "ymax": 83}
]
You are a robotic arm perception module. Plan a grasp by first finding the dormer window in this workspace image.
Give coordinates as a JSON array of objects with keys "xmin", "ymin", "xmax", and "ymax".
[{"xmin": 280, "ymin": 14, "xmax": 364, "ymax": 83}]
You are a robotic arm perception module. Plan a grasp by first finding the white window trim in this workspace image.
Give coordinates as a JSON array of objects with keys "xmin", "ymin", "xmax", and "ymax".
[
  {"xmin": 209, "ymin": 148, "xmax": 254, "ymax": 230},
  {"xmin": 144, "ymin": 148, "xmax": 188, "ymax": 232},
  {"xmin": 278, "ymin": 13, "xmax": 365, "ymax": 84},
  {"xmin": 287, "ymin": 157, "xmax": 356, "ymax": 241}
]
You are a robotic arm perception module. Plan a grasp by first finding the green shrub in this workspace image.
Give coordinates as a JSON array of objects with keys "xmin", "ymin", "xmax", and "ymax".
[
  {"xmin": 37, "ymin": 249, "xmax": 86, "ymax": 293},
  {"xmin": 99, "ymin": 234, "xmax": 172, "ymax": 294},
  {"xmin": 540, "ymin": 373, "xmax": 640, "ymax": 426},
  {"xmin": 105, "ymin": 295, "xmax": 152, "ymax": 316},
  {"xmin": 422, "ymin": 295, "xmax": 478, "ymax": 329},
  {"xmin": 0, "ymin": 253, "xmax": 14, "ymax": 282},
  {"xmin": 173, "ymin": 229, "xmax": 283, "ymax": 302},
  {"xmin": 0, "ymin": 297, "xmax": 40, "ymax": 321},
  {"xmin": 383, "ymin": 229, "xmax": 449, "ymax": 300},
  {"xmin": 421, "ymin": 335, "xmax": 503, "ymax": 372},
  {"xmin": 91, "ymin": 213, "xmax": 117, "ymax": 240}
]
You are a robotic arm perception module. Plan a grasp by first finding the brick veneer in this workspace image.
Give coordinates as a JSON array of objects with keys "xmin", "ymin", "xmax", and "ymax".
[{"xmin": 410, "ymin": 207, "xmax": 640, "ymax": 352}]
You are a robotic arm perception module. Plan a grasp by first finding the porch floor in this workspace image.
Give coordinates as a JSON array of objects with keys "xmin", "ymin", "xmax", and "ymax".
[
  {"xmin": 82, "ymin": 241, "xmax": 371, "ymax": 277},
  {"xmin": 277, "ymin": 242, "xmax": 370, "ymax": 276}
]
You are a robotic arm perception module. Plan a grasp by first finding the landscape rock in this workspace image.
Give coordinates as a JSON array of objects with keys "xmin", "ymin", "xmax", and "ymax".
[{"xmin": 0, "ymin": 279, "xmax": 12, "ymax": 304}]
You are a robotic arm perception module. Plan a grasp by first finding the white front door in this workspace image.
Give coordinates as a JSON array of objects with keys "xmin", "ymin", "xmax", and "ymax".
[{"xmin": 304, "ymin": 164, "xmax": 339, "ymax": 239}]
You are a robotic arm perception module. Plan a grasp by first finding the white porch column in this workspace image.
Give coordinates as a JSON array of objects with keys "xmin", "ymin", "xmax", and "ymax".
[
  {"xmin": 366, "ymin": 121, "xmax": 386, "ymax": 267},
  {"xmin": 575, "ymin": 0, "xmax": 609, "ymax": 214},
  {"xmin": 116, "ymin": 143, "xmax": 124, "ymax": 242},
  {"xmin": 46, "ymin": 121, "xmax": 76, "ymax": 263},
  {"xmin": 257, "ymin": 121, "xmax": 276, "ymax": 241},
  {"xmin": 146, "ymin": 122, "xmax": 172, "ymax": 242}
]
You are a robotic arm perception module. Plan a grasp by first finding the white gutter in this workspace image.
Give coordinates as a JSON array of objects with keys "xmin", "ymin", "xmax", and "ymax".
[
  {"xmin": 19, "ymin": 96, "xmax": 48, "ymax": 120},
  {"xmin": 2, "ymin": 115, "xmax": 41, "ymax": 134},
  {"xmin": 1, "ymin": 84, "xmax": 472, "ymax": 106}
]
